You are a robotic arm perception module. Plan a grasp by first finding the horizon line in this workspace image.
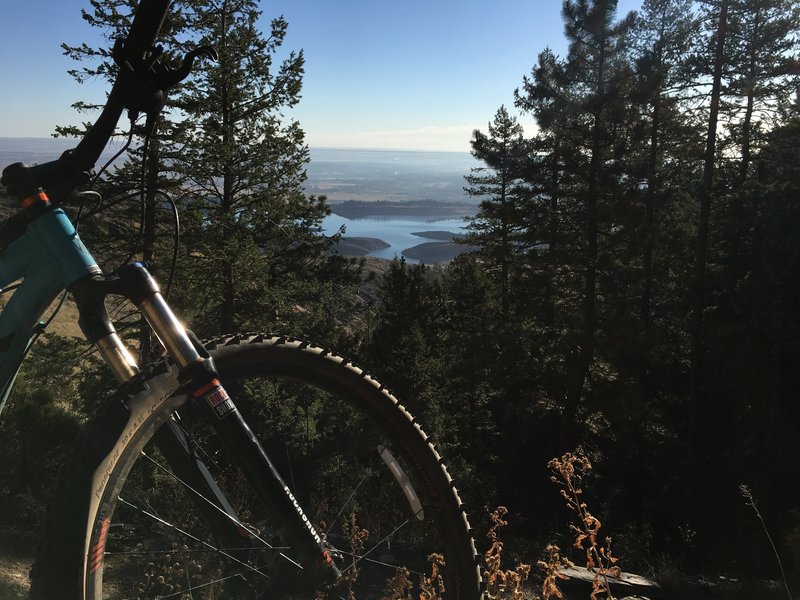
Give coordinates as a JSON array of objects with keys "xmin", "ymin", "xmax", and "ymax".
[{"xmin": 0, "ymin": 136, "xmax": 471, "ymax": 156}]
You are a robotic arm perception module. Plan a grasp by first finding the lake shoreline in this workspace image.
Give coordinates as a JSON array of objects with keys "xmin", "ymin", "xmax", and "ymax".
[{"xmin": 333, "ymin": 229, "xmax": 474, "ymax": 264}]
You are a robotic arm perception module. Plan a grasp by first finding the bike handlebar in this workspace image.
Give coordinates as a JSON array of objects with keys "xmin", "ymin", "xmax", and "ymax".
[
  {"xmin": 0, "ymin": 0, "xmax": 172, "ymax": 202},
  {"xmin": 123, "ymin": 0, "xmax": 170, "ymax": 67}
]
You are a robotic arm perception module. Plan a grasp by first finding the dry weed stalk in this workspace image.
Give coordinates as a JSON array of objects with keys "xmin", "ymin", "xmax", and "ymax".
[
  {"xmin": 380, "ymin": 553, "xmax": 445, "ymax": 600},
  {"xmin": 548, "ymin": 452, "xmax": 621, "ymax": 600},
  {"xmin": 420, "ymin": 553, "xmax": 447, "ymax": 600},
  {"xmin": 739, "ymin": 483, "xmax": 793, "ymax": 600},
  {"xmin": 483, "ymin": 506, "xmax": 531, "ymax": 600},
  {"xmin": 340, "ymin": 511, "xmax": 370, "ymax": 600},
  {"xmin": 381, "ymin": 566, "xmax": 414, "ymax": 600}
]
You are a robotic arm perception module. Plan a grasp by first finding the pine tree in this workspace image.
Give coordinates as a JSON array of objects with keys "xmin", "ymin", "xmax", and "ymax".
[
  {"xmin": 718, "ymin": 0, "xmax": 800, "ymax": 299},
  {"xmin": 363, "ymin": 259, "xmax": 445, "ymax": 431},
  {"xmin": 60, "ymin": 0, "xmax": 361, "ymax": 344},
  {"xmin": 619, "ymin": 0, "xmax": 701, "ymax": 424},
  {"xmin": 463, "ymin": 105, "xmax": 528, "ymax": 321},
  {"xmin": 516, "ymin": 0, "xmax": 637, "ymax": 449},
  {"xmin": 630, "ymin": 0, "xmax": 698, "ymax": 331},
  {"xmin": 436, "ymin": 255, "xmax": 503, "ymax": 508},
  {"xmin": 687, "ymin": 0, "xmax": 730, "ymax": 504},
  {"xmin": 161, "ymin": 0, "xmax": 358, "ymax": 337},
  {"xmin": 726, "ymin": 0, "xmax": 800, "ymax": 183},
  {"xmin": 738, "ymin": 111, "xmax": 800, "ymax": 508},
  {"xmin": 59, "ymin": 0, "xmax": 196, "ymax": 359}
]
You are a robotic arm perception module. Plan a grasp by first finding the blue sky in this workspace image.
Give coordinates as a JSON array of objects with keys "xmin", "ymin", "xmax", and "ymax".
[{"xmin": 0, "ymin": 0, "xmax": 643, "ymax": 152}]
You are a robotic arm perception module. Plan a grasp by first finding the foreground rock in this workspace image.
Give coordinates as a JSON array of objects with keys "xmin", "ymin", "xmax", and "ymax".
[{"xmin": 557, "ymin": 566, "xmax": 663, "ymax": 600}]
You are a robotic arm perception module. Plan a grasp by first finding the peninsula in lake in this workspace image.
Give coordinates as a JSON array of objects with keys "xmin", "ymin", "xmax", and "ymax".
[
  {"xmin": 402, "ymin": 231, "xmax": 476, "ymax": 263},
  {"xmin": 331, "ymin": 237, "xmax": 390, "ymax": 257}
]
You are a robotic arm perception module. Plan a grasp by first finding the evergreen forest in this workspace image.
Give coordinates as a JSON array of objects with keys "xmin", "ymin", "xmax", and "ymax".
[{"xmin": 2, "ymin": 0, "xmax": 800, "ymax": 596}]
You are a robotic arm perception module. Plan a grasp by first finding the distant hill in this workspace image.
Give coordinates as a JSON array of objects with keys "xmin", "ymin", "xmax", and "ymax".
[{"xmin": 331, "ymin": 200, "xmax": 474, "ymax": 219}]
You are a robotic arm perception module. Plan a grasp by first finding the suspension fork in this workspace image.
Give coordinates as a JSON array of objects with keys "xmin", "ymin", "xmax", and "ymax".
[{"xmin": 70, "ymin": 262, "xmax": 340, "ymax": 587}]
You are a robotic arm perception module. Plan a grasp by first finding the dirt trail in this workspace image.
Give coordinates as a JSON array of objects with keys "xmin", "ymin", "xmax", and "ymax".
[{"xmin": 0, "ymin": 551, "xmax": 30, "ymax": 598}]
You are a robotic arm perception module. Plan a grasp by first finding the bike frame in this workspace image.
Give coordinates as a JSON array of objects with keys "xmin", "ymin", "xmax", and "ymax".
[{"xmin": 0, "ymin": 206, "xmax": 102, "ymax": 413}]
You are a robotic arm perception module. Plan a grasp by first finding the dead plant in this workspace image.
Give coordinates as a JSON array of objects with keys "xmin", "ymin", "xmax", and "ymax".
[
  {"xmin": 537, "ymin": 543, "xmax": 571, "ymax": 600},
  {"xmin": 420, "ymin": 553, "xmax": 446, "ymax": 600},
  {"xmin": 380, "ymin": 566, "xmax": 414, "ymax": 600},
  {"xmin": 483, "ymin": 506, "xmax": 531, "ymax": 600},
  {"xmin": 339, "ymin": 511, "xmax": 370, "ymax": 600},
  {"xmin": 548, "ymin": 452, "xmax": 621, "ymax": 600}
]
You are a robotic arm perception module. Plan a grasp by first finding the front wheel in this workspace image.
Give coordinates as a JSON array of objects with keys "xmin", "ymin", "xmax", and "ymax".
[{"xmin": 31, "ymin": 334, "xmax": 482, "ymax": 599}]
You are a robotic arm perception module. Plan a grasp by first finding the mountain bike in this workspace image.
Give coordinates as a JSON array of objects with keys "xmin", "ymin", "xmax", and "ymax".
[{"xmin": 0, "ymin": 1, "xmax": 481, "ymax": 598}]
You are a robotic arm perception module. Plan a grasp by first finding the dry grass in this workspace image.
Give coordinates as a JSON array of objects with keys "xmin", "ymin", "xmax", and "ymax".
[{"xmin": 740, "ymin": 483, "xmax": 793, "ymax": 600}]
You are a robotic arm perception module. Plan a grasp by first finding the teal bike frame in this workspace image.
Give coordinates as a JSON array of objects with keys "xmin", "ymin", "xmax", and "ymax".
[{"xmin": 0, "ymin": 206, "xmax": 101, "ymax": 412}]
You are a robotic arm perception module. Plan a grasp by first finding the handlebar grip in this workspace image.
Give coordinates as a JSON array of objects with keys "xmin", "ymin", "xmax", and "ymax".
[{"xmin": 123, "ymin": 0, "xmax": 171, "ymax": 65}]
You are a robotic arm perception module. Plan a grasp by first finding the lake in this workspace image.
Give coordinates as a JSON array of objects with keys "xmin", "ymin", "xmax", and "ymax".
[
  {"xmin": 323, "ymin": 214, "xmax": 470, "ymax": 263},
  {"xmin": 308, "ymin": 148, "xmax": 477, "ymax": 262}
]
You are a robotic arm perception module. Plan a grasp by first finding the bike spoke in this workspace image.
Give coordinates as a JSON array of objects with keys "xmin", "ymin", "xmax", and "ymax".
[
  {"xmin": 343, "ymin": 517, "xmax": 414, "ymax": 574},
  {"xmin": 138, "ymin": 449, "xmax": 302, "ymax": 569},
  {"xmin": 326, "ymin": 472, "xmax": 369, "ymax": 537},
  {"xmin": 100, "ymin": 546, "xmax": 288, "ymax": 557},
  {"xmin": 140, "ymin": 572, "xmax": 253, "ymax": 599},
  {"xmin": 116, "ymin": 496, "xmax": 275, "ymax": 580},
  {"xmin": 335, "ymin": 548, "xmax": 424, "ymax": 577}
]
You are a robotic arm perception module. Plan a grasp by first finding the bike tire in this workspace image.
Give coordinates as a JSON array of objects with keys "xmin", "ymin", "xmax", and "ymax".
[{"xmin": 30, "ymin": 333, "xmax": 482, "ymax": 599}]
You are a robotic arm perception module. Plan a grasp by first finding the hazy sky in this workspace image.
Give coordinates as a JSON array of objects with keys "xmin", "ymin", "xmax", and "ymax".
[{"xmin": 0, "ymin": 0, "xmax": 643, "ymax": 152}]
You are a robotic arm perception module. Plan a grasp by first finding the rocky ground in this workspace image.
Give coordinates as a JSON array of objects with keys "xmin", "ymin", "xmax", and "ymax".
[{"xmin": 0, "ymin": 543, "xmax": 31, "ymax": 597}]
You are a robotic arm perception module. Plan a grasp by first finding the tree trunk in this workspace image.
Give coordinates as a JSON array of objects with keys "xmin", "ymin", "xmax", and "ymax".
[
  {"xmin": 500, "ymin": 169, "xmax": 510, "ymax": 322},
  {"xmin": 640, "ymin": 90, "xmax": 661, "ymax": 407},
  {"xmin": 218, "ymin": 0, "xmax": 236, "ymax": 334},
  {"xmin": 545, "ymin": 145, "xmax": 560, "ymax": 326},
  {"xmin": 138, "ymin": 130, "xmax": 161, "ymax": 363},
  {"xmin": 559, "ymin": 45, "xmax": 604, "ymax": 450},
  {"xmin": 688, "ymin": 0, "xmax": 728, "ymax": 516},
  {"xmin": 722, "ymin": 6, "xmax": 761, "ymax": 315}
]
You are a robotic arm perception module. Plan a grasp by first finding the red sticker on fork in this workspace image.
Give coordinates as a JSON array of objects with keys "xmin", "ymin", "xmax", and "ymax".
[
  {"xmin": 88, "ymin": 518, "xmax": 110, "ymax": 575},
  {"xmin": 194, "ymin": 379, "xmax": 236, "ymax": 419}
]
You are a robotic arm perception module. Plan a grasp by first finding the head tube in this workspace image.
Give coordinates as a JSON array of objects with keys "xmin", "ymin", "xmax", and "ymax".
[{"xmin": 26, "ymin": 208, "xmax": 102, "ymax": 286}]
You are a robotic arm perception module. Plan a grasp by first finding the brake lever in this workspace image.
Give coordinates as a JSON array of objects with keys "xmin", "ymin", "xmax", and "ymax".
[
  {"xmin": 112, "ymin": 40, "xmax": 218, "ymax": 132},
  {"xmin": 165, "ymin": 45, "xmax": 219, "ymax": 86}
]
